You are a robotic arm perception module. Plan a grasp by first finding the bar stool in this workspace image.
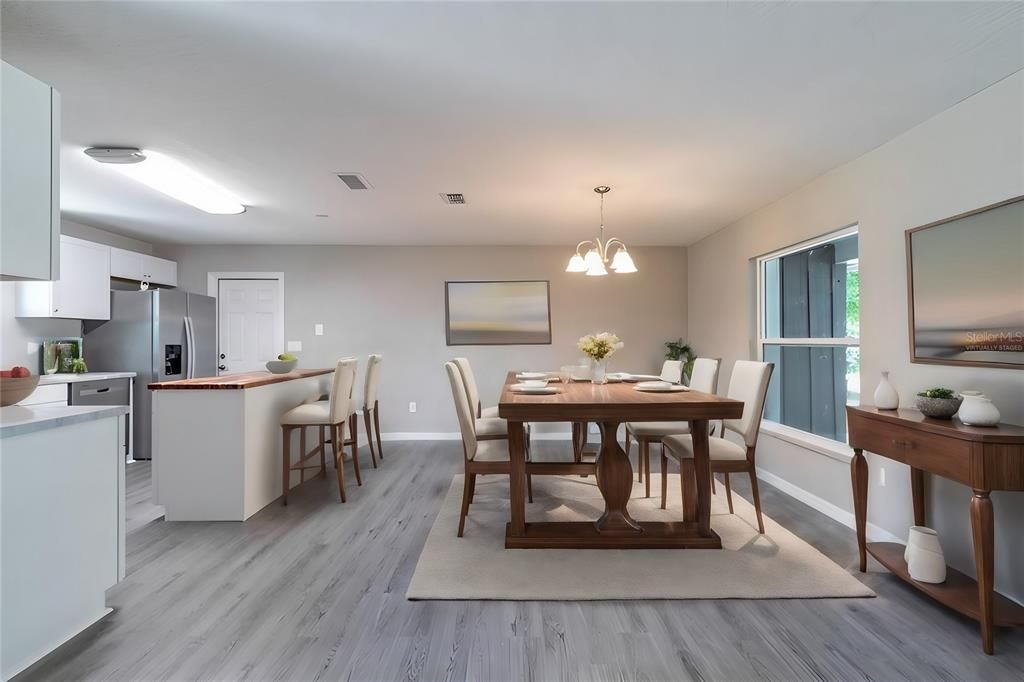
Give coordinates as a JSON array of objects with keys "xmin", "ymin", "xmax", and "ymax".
[
  {"xmin": 280, "ymin": 358, "xmax": 357, "ymax": 503},
  {"xmin": 356, "ymin": 354, "xmax": 384, "ymax": 465}
]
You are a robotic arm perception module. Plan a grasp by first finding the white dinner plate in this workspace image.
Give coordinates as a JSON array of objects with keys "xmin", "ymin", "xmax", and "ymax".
[
  {"xmin": 510, "ymin": 384, "xmax": 559, "ymax": 394},
  {"xmin": 633, "ymin": 384, "xmax": 689, "ymax": 393}
]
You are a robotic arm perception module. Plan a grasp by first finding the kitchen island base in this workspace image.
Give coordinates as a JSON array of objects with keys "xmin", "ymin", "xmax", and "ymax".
[{"xmin": 152, "ymin": 370, "xmax": 333, "ymax": 521}]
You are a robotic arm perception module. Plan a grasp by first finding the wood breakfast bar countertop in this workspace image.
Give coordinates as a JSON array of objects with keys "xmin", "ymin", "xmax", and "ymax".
[
  {"xmin": 150, "ymin": 367, "xmax": 335, "ymax": 521},
  {"xmin": 149, "ymin": 368, "xmax": 333, "ymax": 390},
  {"xmin": 499, "ymin": 372, "xmax": 744, "ymax": 550}
]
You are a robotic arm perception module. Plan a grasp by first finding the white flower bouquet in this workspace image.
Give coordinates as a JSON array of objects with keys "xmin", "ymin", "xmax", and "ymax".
[{"xmin": 577, "ymin": 332, "xmax": 624, "ymax": 361}]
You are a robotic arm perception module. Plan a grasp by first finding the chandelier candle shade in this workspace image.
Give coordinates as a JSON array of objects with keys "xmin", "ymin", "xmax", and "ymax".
[{"xmin": 566, "ymin": 186, "xmax": 637, "ymax": 276}]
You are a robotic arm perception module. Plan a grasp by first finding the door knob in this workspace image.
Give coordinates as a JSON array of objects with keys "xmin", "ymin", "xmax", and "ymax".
[{"xmin": 218, "ymin": 364, "xmax": 226, "ymax": 371}]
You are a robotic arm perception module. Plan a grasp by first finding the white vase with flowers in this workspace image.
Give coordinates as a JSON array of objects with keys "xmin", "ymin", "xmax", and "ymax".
[{"xmin": 577, "ymin": 332, "xmax": 624, "ymax": 385}]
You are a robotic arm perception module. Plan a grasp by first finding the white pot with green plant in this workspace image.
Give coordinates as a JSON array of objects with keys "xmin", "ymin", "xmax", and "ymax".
[{"xmin": 577, "ymin": 332, "xmax": 623, "ymax": 385}]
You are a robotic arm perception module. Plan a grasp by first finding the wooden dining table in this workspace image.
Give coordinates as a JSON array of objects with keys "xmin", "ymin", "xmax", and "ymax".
[{"xmin": 498, "ymin": 372, "xmax": 744, "ymax": 549}]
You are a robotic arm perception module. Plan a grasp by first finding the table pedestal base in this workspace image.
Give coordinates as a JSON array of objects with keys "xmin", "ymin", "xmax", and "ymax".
[{"xmin": 505, "ymin": 521, "xmax": 722, "ymax": 549}]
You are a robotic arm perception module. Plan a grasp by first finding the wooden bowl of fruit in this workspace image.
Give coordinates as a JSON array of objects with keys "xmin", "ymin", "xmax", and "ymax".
[{"xmin": 0, "ymin": 367, "xmax": 40, "ymax": 407}]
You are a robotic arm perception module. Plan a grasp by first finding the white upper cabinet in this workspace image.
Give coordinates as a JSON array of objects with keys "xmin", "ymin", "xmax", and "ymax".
[
  {"xmin": 16, "ymin": 236, "xmax": 111, "ymax": 320},
  {"xmin": 1, "ymin": 61, "xmax": 60, "ymax": 281},
  {"xmin": 109, "ymin": 246, "xmax": 177, "ymax": 286},
  {"xmin": 109, "ymin": 247, "xmax": 143, "ymax": 281}
]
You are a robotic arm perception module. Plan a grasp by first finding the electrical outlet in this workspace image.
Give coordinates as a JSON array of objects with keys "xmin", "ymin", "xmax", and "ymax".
[
  {"xmin": 314, "ymin": 324, "xmax": 324, "ymax": 336},
  {"xmin": 409, "ymin": 402, "xmax": 417, "ymax": 413},
  {"xmin": 879, "ymin": 466, "xmax": 886, "ymax": 487},
  {"xmin": 287, "ymin": 340, "xmax": 302, "ymax": 352}
]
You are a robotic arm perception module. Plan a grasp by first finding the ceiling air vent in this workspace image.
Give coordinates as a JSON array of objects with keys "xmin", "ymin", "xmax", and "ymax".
[
  {"xmin": 440, "ymin": 193, "xmax": 467, "ymax": 205},
  {"xmin": 335, "ymin": 173, "xmax": 371, "ymax": 190}
]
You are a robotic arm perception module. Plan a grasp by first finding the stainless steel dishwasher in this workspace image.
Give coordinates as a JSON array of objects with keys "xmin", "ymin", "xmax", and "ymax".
[{"xmin": 69, "ymin": 378, "xmax": 132, "ymax": 460}]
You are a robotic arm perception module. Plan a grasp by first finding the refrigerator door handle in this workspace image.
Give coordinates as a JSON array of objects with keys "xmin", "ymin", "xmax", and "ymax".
[{"xmin": 184, "ymin": 316, "xmax": 195, "ymax": 379}]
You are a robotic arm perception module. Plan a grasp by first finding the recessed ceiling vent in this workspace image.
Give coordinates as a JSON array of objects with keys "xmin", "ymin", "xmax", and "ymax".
[
  {"xmin": 335, "ymin": 173, "xmax": 371, "ymax": 190},
  {"xmin": 440, "ymin": 193, "xmax": 467, "ymax": 205}
]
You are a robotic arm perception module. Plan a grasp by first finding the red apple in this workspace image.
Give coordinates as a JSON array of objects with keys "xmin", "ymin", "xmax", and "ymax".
[{"xmin": 11, "ymin": 366, "xmax": 30, "ymax": 378}]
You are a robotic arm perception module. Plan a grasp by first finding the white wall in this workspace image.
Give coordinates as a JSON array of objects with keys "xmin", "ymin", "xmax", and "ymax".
[
  {"xmin": 155, "ymin": 244, "xmax": 688, "ymax": 435},
  {"xmin": 687, "ymin": 72, "xmax": 1024, "ymax": 600}
]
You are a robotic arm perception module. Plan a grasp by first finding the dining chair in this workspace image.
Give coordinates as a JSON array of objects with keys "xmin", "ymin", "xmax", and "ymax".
[
  {"xmin": 446, "ymin": 362, "xmax": 532, "ymax": 536},
  {"xmin": 660, "ymin": 360, "xmax": 774, "ymax": 532},
  {"xmin": 624, "ymin": 357, "xmax": 721, "ymax": 497},
  {"xmin": 660, "ymin": 359, "xmax": 684, "ymax": 384},
  {"xmin": 452, "ymin": 356, "xmax": 532, "ymax": 452},
  {"xmin": 355, "ymin": 354, "xmax": 384, "ymax": 466},
  {"xmin": 280, "ymin": 358, "xmax": 358, "ymax": 504}
]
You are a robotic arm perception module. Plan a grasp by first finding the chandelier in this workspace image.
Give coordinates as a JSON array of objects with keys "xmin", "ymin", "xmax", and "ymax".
[{"xmin": 565, "ymin": 186, "xmax": 636, "ymax": 276}]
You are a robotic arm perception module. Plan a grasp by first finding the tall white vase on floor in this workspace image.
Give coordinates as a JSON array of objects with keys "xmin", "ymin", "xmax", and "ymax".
[{"xmin": 874, "ymin": 371, "xmax": 900, "ymax": 410}]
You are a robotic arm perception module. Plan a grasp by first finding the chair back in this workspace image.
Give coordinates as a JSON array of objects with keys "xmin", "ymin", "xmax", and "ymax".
[
  {"xmin": 327, "ymin": 358, "xmax": 358, "ymax": 424},
  {"xmin": 688, "ymin": 357, "xmax": 721, "ymax": 394},
  {"xmin": 660, "ymin": 360, "xmax": 683, "ymax": 384},
  {"xmin": 724, "ymin": 360, "xmax": 774, "ymax": 446},
  {"xmin": 445, "ymin": 361, "xmax": 477, "ymax": 460},
  {"xmin": 452, "ymin": 357, "xmax": 481, "ymax": 417},
  {"xmin": 364, "ymin": 354, "xmax": 383, "ymax": 407}
]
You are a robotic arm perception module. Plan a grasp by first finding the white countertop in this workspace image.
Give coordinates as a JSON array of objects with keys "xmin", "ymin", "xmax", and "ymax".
[
  {"xmin": 38, "ymin": 372, "xmax": 136, "ymax": 385},
  {"xmin": 0, "ymin": 404, "xmax": 129, "ymax": 439}
]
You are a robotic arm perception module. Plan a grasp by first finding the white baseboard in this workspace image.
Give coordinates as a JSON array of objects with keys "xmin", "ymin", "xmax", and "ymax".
[{"xmin": 756, "ymin": 467, "xmax": 903, "ymax": 544}]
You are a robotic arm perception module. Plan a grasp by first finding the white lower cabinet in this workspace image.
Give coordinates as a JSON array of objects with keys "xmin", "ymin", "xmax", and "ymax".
[
  {"xmin": 0, "ymin": 412, "xmax": 125, "ymax": 680},
  {"xmin": 15, "ymin": 236, "xmax": 111, "ymax": 320}
]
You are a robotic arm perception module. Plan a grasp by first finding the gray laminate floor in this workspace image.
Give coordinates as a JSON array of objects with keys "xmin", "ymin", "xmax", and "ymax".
[{"xmin": 16, "ymin": 441, "xmax": 1024, "ymax": 681}]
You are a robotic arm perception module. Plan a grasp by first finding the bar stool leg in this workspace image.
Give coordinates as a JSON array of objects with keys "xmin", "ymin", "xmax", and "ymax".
[
  {"xmin": 300, "ymin": 426, "xmax": 307, "ymax": 484},
  {"xmin": 373, "ymin": 402, "xmax": 384, "ymax": 461},
  {"xmin": 281, "ymin": 426, "xmax": 291, "ymax": 505},
  {"xmin": 364, "ymin": 410, "xmax": 378, "ymax": 468},
  {"xmin": 332, "ymin": 423, "xmax": 347, "ymax": 503},
  {"xmin": 319, "ymin": 425, "xmax": 327, "ymax": 478},
  {"xmin": 350, "ymin": 414, "xmax": 362, "ymax": 486}
]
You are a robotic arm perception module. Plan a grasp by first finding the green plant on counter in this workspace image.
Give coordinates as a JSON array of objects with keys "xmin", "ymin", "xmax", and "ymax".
[
  {"xmin": 917, "ymin": 387, "xmax": 956, "ymax": 399},
  {"xmin": 664, "ymin": 338, "xmax": 695, "ymax": 378},
  {"xmin": 71, "ymin": 358, "xmax": 88, "ymax": 374}
]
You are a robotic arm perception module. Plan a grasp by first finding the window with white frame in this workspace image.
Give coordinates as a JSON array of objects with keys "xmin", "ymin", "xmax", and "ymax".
[{"xmin": 757, "ymin": 227, "xmax": 859, "ymax": 442}]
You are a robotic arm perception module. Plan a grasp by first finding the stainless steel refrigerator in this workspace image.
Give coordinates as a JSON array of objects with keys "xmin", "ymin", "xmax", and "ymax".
[{"xmin": 84, "ymin": 289, "xmax": 216, "ymax": 460}]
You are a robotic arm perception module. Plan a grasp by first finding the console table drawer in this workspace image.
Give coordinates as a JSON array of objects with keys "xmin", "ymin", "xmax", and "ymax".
[{"xmin": 852, "ymin": 419, "xmax": 971, "ymax": 483}]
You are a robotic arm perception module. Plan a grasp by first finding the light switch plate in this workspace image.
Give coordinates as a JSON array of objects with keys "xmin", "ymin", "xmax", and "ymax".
[
  {"xmin": 314, "ymin": 324, "xmax": 324, "ymax": 336},
  {"xmin": 287, "ymin": 340, "xmax": 303, "ymax": 352}
]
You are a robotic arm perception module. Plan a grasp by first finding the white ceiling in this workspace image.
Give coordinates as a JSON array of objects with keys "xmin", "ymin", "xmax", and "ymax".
[{"xmin": 2, "ymin": 1, "xmax": 1022, "ymax": 246}]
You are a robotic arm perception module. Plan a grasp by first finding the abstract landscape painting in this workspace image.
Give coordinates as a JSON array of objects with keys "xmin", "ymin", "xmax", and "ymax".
[
  {"xmin": 908, "ymin": 197, "xmax": 1024, "ymax": 368},
  {"xmin": 445, "ymin": 281, "xmax": 551, "ymax": 345}
]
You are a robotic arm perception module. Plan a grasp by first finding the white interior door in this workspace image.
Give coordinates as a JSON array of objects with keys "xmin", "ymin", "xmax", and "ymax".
[{"xmin": 217, "ymin": 279, "xmax": 282, "ymax": 373}]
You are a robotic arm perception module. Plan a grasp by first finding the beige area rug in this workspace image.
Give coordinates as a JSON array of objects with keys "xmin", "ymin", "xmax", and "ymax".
[{"xmin": 408, "ymin": 473, "xmax": 874, "ymax": 600}]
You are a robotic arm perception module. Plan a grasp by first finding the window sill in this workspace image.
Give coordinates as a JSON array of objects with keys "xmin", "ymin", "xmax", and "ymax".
[{"xmin": 759, "ymin": 421, "xmax": 853, "ymax": 463}]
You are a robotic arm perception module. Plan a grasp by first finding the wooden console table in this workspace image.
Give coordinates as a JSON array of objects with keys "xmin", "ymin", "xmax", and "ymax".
[{"xmin": 847, "ymin": 406, "xmax": 1024, "ymax": 654}]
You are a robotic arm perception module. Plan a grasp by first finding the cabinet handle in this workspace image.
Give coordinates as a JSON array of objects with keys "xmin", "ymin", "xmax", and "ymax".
[{"xmin": 892, "ymin": 439, "xmax": 916, "ymax": 449}]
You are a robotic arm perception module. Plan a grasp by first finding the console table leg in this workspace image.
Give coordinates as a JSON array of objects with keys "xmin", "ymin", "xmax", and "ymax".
[
  {"xmin": 851, "ymin": 448, "xmax": 868, "ymax": 572},
  {"xmin": 971, "ymin": 489, "xmax": 994, "ymax": 654},
  {"xmin": 911, "ymin": 467, "xmax": 925, "ymax": 526}
]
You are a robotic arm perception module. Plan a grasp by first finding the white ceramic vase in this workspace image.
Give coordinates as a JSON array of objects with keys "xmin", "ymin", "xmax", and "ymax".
[
  {"xmin": 874, "ymin": 371, "xmax": 900, "ymax": 410},
  {"xmin": 905, "ymin": 526, "xmax": 946, "ymax": 584},
  {"xmin": 957, "ymin": 390, "xmax": 1001, "ymax": 427}
]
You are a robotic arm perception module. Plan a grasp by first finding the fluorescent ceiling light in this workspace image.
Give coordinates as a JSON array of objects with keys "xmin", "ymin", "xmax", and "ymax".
[{"xmin": 88, "ymin": 148, "xmax": 246, "ymax": 214}]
